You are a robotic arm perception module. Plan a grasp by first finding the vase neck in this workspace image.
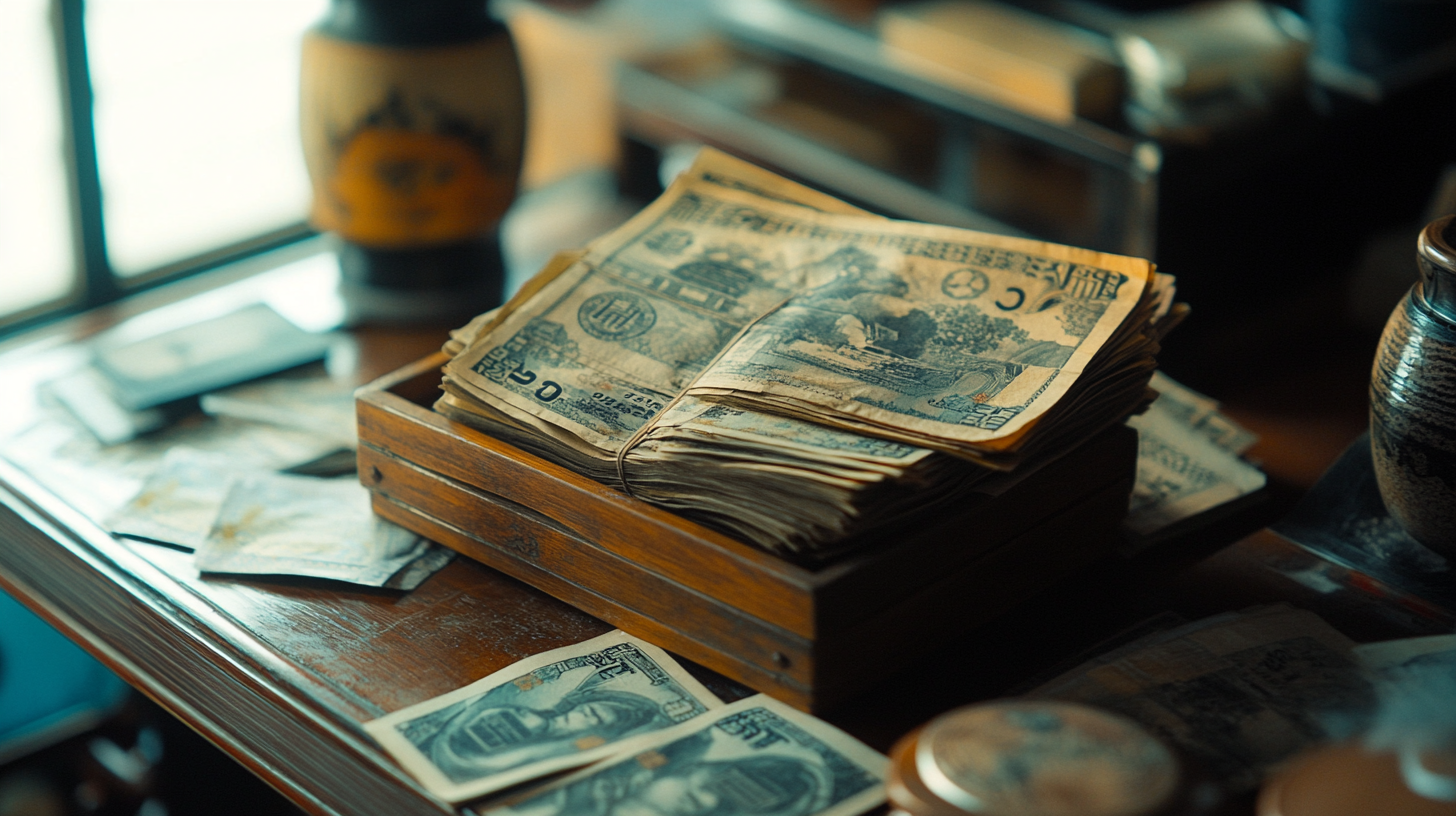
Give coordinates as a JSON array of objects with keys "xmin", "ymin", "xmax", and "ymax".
[
  {"xmin": 315, "ymin": 0, "xmax": 500, "ymax": 47},
  {"xmin": 1418, "ymin": 214, "xmax": 1456, "ymax": 324}
]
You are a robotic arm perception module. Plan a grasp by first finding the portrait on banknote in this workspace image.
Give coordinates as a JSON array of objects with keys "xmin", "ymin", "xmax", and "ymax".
[
  {"xmin": 406, "ymin": 680, "xmax": 678, "ymax": 783},
  {"xmin": 485, "ymin": 696, "xmax": 887, "ymax": 816},
  {"xmin": 366, "ymin": 631, "xmax": 723, "ymax": 802}
]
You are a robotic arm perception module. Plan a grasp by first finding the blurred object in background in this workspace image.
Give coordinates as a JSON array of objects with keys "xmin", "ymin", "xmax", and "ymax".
[
  {"xmin": 1111, "ymin": 0, "xmax": 1310, "ymax": 143},
  {"xmin": 1368, "ymin": 214, "xmax": 1456, "ymax": 555},
  {"xmin": 495, "ymin": 0, "xmax": 697, "ymax": 290},
  {"xmin": 1257, "ymin": 637, "xmax": 1456, "ymax": 816},
  {"xmin": 1305, "ymin": 0, "xmax": 1456, "ymax": 104},
  {"xmin": 0, "ymin": 0, "xmax": 76, "ymax": 324},
  {"xmin": 506, "ymin": 3, "xmax": 620, "ymax": 192},
  {"xmin": 621, "ymin": 0, "xmax": 1159, "ymax": 259},
  {"xmin": 879, "ymin": 0, "xmax": 1124, "ymax": 126},
  {"xmin": 886, "ymin": 699, "xmax": 1211, "ymax": 816},
  {"xmin": 300, "ymin": 0, "xmax": 526, "ymax": 325}
]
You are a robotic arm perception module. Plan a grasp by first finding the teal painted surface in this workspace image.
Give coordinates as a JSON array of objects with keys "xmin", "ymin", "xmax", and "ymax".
[{"xmin": 0, "ymin": 589, "xmax": 130, "ymax": 759}]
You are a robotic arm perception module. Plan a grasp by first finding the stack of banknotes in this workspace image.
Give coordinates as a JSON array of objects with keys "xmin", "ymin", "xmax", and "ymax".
[
  {"xmin": 437, "ymin": 149, "xmax": 1184, "ymax": 555},
  {"xmin": 366, "ymin": 630, "xmax": 887, "ymax": 815}
]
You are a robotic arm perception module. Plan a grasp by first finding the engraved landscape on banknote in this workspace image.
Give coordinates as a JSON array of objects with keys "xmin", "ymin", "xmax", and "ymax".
[{"xmin": 483, "ymin": 696, "xmax": 887, "ymax": 816}]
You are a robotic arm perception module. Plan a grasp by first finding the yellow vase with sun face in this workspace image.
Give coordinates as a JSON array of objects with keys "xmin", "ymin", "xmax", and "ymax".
[{"xmin": 300, "ymin": 0, "xmax": 525, "ymax": 321}]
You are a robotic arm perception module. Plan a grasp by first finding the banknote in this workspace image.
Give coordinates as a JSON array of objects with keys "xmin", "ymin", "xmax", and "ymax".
[
  {"xmin": 687, "ymin": 216, "xmax": 1156, "ymax": 455},
  {"xmin": 1146, "ymin": 371, "xmax": 1257, "ymax": 455},
  {"xmin": 436, "ymin": 147, "xmax": 1172, "ymax": 551},
  {"xmin": 445, "ymin": 150, "xmax": 1155, "ymax": 462},
  {"xmin": 480, "ymin": 695, "xmax": 887, "ymax": 816},
  {"xmin": 440, "ymin": 149, "xmax": 886, "ymax": 456},
  {"xmin": 365, "ymin": 631, "xmax": 724, "ymax": 803},
  {"xmin": 620, "ymin": 396, "xmax": 965, "ymax": 553},
  {"xmin": 1123, "ymin": 392, "xmax": 1266, "ymax": 536},
  {"xmin": 106, "ymin": 447, "xmax": 260, "ymax": 550},
  {"xmin": 194, "ymin": 472, "xmax": 446, "ymax": 588},
  {"xmin": 1032, "ymin": 605, "xmax": 1373, "ymax": 791}
]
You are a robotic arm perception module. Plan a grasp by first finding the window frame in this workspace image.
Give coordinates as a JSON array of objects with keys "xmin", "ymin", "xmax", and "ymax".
[{"xmin": 0, "ymin": 0, "xmax": 315, "ymax": 340}]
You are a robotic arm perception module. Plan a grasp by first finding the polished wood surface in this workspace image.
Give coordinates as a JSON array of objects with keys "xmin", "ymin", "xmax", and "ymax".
[{"xmin": 0, "ymin": 243, "xmax": 1435, "ymax": 816}]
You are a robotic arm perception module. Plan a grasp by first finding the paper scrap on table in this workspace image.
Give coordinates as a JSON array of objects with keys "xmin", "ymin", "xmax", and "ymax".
[
  {"xmin": 1031, "ymin": 604, "xmax": 1373, "ymax": 792},
  {"xmin": 1, "ymin": 413, "xmax": 347, "ymax": 525},
  {"xmin": 106, "ymin": 447, "xmax": 261, "ymax": 550},
  {"xmin": 194, "ymin": 473, "xmax": 451, "ymax": 590},
  {"xmin": 201, "ymin": 371, "xmax": 358, "ymax": 448}
]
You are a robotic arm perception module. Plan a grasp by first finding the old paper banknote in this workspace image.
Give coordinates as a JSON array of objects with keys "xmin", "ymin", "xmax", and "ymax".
[
  {"xmin": 481, "ymin": 695, "xmax": 886, "ymax": 816},
  {"xmin": 366, "ymin": 631, "xmax": 723, "ymax": 803}
]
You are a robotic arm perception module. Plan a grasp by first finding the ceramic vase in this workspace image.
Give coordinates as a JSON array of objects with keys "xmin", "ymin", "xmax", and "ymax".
[
  {"xmin": 1370, "ymin": 214, "xmax": 1456, "ymax": 555},
  {"xmin": 299, "ymin": 0, "xmax": 526, "ymax": 323}
]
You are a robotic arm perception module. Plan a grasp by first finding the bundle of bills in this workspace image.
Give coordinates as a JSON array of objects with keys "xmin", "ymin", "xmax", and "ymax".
[{"xmin": 437, "ymin": 148, "xmax": 1182, "ymax": 555}]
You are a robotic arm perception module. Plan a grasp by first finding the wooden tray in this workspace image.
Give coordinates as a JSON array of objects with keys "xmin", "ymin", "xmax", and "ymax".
[{"xmin": 356, "ymin": 353, "xmax": 1138, "ymax": 712}]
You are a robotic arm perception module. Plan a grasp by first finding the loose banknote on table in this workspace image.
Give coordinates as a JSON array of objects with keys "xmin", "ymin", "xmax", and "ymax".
[
  {"xmin": 1031, "ymin": 604, "xmax": 1374, "ymax": 792},
  {"xmin": 479, "ymin": 695, "xmax": 887, "ymax": 816},
  {"xmin": 365, "ymin": 631, "xmax": 724, "ymax": 803},
  {"xmin": 436, "ymin": 147, "xmax": 1181, "ymax": 554},
  {"xmin": 1123, "ymin": 371, "xmax": 1266, "ymax": 540},
  {"xmin": 192, "ymin": 472, "xmax": 450, "ymax": 590}
]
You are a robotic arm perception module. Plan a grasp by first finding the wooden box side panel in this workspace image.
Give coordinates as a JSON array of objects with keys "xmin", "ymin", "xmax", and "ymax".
[
  {"xmin": 359, "ymin": 444, "xmax": 813, "ymax": 687},
  {"xmin": 356, "ymin": 377, "xmax": 820, "ymax": 636},
  {"xmin": 368, "ymin": 493, "xmax": 816, "ymax": 712},
  {"xmin": 813, "ymin": 475, "xmax": 1134, "ymax": 711},
  {"xmin": 812, "ymin": 424, "xmax": 1138, "ymax": 629}
]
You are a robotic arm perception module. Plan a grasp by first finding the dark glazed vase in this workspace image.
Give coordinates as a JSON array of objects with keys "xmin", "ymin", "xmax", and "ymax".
[{"xmin": 1370, "ymin": 214, "xmax": 1456, "ymax": 556}]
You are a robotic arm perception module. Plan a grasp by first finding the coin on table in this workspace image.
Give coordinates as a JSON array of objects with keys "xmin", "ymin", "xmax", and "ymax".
[{"xmin": 887, "ymin": 700, "xmax": 1183, "ymax": 816}]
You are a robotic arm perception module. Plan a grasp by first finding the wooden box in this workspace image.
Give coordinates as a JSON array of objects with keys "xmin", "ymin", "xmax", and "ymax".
[{"xmin": 356, "ymin": 353, "xmax": 1137, "ymax": 712}]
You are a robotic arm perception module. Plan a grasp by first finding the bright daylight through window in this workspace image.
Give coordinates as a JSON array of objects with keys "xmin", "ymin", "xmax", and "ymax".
[{"xmin": 0, "ymin": 0, "xmax": 76, "ymax": 320}]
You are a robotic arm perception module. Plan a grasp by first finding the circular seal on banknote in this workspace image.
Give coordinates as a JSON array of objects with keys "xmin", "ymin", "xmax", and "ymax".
[
  {"xmin": 578, "ymin": 291, "xmax": 657, "ymax": 340},
  {"xmin": 890, "ymin": 700, "xmax": 1182, "ymax": 816},
  {"xmin": 942, "ymin": 268, "xmax": 990, "ymax": 300}
]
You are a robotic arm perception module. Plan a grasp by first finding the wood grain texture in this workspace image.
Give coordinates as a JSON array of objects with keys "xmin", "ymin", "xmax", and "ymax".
[
  {"xmin": 357, "ymin": 358, "xmax": 1139, "ymax": 711},
  {"xmin": 357, "ymin": 446, "xmax": 815, "ymax": 686},
  {"xmin": 0, "ymin": 458, "xmax": 446, "ymax": 816}
]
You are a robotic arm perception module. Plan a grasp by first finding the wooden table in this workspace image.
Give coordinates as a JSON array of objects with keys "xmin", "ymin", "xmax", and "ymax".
[{"xmin": 0, "ymin": 241, "xmax": 1442, "ymax": 816}]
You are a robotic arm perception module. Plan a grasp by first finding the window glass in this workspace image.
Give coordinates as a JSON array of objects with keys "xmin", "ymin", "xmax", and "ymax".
[
  {"xmin": 87, "ymin": 0, "xmax": 327, "ymax": 276},
  {"xmin": 0, "ymin": 0, "xmax": 78, "ymax": 319}
]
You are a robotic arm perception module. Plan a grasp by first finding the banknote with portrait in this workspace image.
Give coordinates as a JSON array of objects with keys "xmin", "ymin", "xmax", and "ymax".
[
  {"xmin": 480, "ymin": 695, "xmax": 886, "ymax": 816},
  {"xmin": 366, "ymin": 631, "xmax": 723, "ymax": 803}
]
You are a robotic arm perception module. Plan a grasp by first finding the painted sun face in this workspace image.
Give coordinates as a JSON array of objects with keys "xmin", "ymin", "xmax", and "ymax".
[{"xmin": 317, "ymin": 127, "xmax": 515, "ymax": 247}]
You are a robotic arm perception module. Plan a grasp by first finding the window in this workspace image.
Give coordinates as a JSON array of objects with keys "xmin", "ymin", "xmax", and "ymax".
[
  {"xmin": 0, "ymin": 0, "xmax": 75, "ymax": 322},
  {"xmin": 1, "ymin": 0, "xmax": 328, "ymax": 336}
]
